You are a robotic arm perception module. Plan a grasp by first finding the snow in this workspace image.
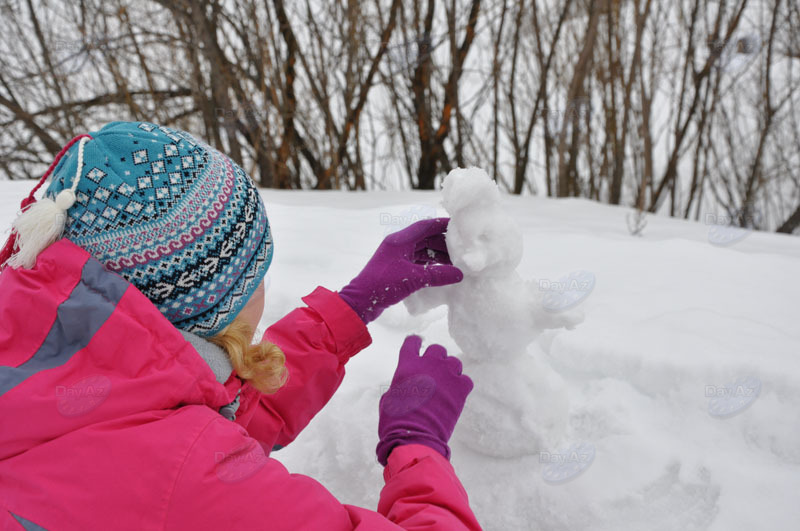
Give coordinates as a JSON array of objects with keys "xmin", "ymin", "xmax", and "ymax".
[{"xmin": 2, "ymin": 177, "xmax": 800, "ymax": 530}]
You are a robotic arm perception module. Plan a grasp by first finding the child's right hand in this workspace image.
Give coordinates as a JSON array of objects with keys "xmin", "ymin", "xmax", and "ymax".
[
  {"xmin": 376, "ymin": 335, "xmax": 473, "ymax": 466},
  {"xmin": 338, "ymin": 218, "xmax": 464, "ymax": 324}
]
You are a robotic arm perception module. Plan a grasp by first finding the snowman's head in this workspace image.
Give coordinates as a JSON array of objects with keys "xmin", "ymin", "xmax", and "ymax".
[{"xmin": 442, "ymin": 168, "xmax": 523, "ymax": 275}]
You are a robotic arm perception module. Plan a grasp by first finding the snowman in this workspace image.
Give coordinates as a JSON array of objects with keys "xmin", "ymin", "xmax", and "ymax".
[{"xmin": 404, "ymin": 168, "xmax": 589, "ymax": 458}]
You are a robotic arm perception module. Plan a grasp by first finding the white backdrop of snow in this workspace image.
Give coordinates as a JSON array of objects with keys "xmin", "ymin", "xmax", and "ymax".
[{"xmin": 1, "ymin": 176, "xmax": 799, "ymax": 531}]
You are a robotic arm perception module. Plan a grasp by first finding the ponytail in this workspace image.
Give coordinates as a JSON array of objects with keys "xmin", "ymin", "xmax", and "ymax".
[{"xmin": 209, "ymin": 316, "xmax": 288, "ymax": 395}]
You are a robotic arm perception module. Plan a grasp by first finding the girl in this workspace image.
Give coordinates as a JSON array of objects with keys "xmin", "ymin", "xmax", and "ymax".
[{"xmin": 0, "ymin": 122, "xmax": 481, "ymax": 530}]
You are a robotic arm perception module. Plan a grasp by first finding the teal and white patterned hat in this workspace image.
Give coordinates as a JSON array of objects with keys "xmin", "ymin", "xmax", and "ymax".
[{"xmin": 42, "ymin": 121, "xmax": 273, "ymax": 337}]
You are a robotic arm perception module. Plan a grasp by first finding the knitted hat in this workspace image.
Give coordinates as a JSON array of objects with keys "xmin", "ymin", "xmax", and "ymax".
[{"xmin": 1, "ymin": 121, "xmax": 273, "ymax": 337}]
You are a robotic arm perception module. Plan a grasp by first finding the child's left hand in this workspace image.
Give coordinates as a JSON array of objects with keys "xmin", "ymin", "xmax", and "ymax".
[{"xmin": 338, "ymin": 218, "xmax": 463, "ymax": 324}]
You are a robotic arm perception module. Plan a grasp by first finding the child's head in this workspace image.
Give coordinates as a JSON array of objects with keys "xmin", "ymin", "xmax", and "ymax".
[
  {"xmin": 9, "ymin": 121, "xmax": 286, "ymax": 393},
  {"xmin": 44, "ymin": 121, "xmax": 272, "ymax": 336}
]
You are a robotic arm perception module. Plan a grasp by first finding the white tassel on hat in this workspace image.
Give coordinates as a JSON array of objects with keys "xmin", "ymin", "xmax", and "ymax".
[{"xmin": 6, "ymin": 137, "xmax": 90, "ymax": 269}]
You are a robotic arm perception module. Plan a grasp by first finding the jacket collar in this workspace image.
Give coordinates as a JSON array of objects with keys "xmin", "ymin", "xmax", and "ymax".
[{"xmin": 178, "ymin": 330, "xmax": 233, "ymax": 385}]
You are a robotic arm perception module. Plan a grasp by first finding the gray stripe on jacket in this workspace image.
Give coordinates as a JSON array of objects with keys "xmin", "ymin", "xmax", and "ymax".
[{"xmin": 0, "ymin": 258, "xmax": 128, "ymax": 396}]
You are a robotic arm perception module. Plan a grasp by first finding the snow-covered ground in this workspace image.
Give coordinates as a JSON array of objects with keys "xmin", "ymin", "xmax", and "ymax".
[{"xmin": 2, "ymin": 177, "xmax": 799, "ymax": 530}]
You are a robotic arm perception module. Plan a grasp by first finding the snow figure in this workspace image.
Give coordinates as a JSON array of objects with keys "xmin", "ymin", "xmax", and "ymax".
[{"xmin": 404, "ymin": 168, "xmax": 585, "ymax": 458}]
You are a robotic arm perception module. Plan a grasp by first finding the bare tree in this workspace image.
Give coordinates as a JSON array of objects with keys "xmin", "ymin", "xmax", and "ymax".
[{"xmin": 0, "ymin": 0, "xmax": 797, "ymax": 233}]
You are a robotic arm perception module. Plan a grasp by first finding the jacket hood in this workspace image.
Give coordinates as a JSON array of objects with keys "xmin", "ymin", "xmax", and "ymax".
[{"xmin": 0, "ymin": 239, "xmax": 235, "ymax": 461}]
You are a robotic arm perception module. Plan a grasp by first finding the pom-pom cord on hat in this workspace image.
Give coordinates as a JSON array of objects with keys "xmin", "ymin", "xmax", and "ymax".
[{"xmin": 0, "ymin": 134, "xmax": 93, "ymax": 270}]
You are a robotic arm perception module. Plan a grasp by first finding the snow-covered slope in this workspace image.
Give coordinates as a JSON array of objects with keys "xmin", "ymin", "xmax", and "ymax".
[{"xmin": 1, "ymin": 179, "xmax": 798, "ymax": 530}]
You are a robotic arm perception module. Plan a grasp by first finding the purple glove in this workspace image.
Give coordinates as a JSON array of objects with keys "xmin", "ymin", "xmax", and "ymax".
[
  {"xmin": 376, "ymin": 335, "xmax": 474, "ymax": 466},
  {"xmin": 338, "ymin": 218, "xmax": 463, "ymax": 324}
]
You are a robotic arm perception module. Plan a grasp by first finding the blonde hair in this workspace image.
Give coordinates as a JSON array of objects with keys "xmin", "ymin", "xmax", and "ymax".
[{"xmin": 209, "ymin": 316, "xmax": 288, "ymax": 395}]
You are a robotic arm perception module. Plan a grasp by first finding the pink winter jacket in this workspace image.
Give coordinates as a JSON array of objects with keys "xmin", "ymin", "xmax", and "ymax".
[{"xmin": 0, "ymin": 239, "xmax": 482, "ymax": 530}]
